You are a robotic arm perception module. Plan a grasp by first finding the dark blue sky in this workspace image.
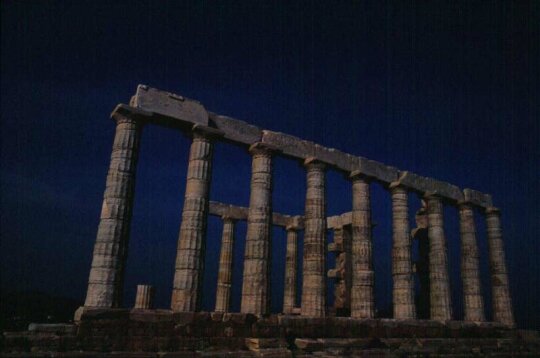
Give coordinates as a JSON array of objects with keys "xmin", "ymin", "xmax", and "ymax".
[{"xmin": 1, "ymin": 1, "xmax": 538, "ymax": 329}]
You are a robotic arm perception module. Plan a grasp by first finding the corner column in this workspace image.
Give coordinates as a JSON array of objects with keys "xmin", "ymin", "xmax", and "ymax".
[
  {"xmin": 84, "ymin": 106, "xmax": 144, "ymax": 308},
  {"xmin": 389, "ymin": 182, "xmax": 416, "ymax": 319},
  {"xmin": 424, "ymin": 193, "xmax": 452, "ymax": 321},
  {"xmin": 458, "ymin": 201, "xmax": 485, "ymax": 322},
  {"xmin": 349, "ymin": 171, "xmax": 374, "ymax": 319},
  {"xmin": 240, "ymin": 143, "xmax": 275, "ymax": 315},
  {"xmin": 215, "ymin": 216, "xmax": 236, "ymax": 312},
  {"xmin": 301, "ymin": 158, "xmax": 327, "ymax": 317},
  {"xmin": 485, "ymin": 207, "xmax": 515, "ymax": 327},
  {"xmin": 283, "ymin": 224, "xmax": 299, "ymax": 314},
  {"xmin": 171, "ymin": 125, "xmax": 222, "ymax": 312}
]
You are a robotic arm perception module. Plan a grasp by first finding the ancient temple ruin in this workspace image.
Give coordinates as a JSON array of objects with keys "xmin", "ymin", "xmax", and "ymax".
[{"xmin": 5, "ymin": 85, "xmax": 536, "ymax": 357}]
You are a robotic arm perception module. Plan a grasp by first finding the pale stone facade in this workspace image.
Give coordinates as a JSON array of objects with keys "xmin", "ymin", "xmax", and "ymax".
[{"xmin": 80, "ymin": 86, "xmax": 516, "ymax": 329}]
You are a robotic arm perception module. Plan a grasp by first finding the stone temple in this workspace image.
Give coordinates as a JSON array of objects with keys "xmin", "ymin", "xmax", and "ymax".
[{"xmin": 2, "ymin": 85, "xmax": 539, "ymax": 357}]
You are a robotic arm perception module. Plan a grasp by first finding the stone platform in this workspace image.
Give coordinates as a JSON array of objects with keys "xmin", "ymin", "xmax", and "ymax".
[{"xmin": 2, "ymin": 309, "xmax": 540, "ymax": 357}]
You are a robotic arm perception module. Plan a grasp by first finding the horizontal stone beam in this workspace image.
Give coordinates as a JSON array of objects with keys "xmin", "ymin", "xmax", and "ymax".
[
  {"xmin": 396, "ymin": 171, "xmax": 464, "ymax": 203},
  {"xmin": 327, "ymin": 212, "xmax": 352, "ymax": 229},
  {"xmin": 127, "ymin": 85, "xmax": 494, "ymax": 206},
  {"xmin": 131, "ymin": 85, "xmax": 209, "ymax": 127},
  {"xmin": 208, "ymin": 201, "xmax": 303, "ymax": 228},
  {"xmin": 463, "ymin": 188, "xmax": 493, "ymax": 208}
]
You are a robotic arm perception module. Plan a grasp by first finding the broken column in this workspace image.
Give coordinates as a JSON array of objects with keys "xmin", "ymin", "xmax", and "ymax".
[
  {"xmin": 84, "ymin": 106, "xmax": 144, "ymax": 308},
  {"xmin": 389, "ymin": 182, "xmax": 416, "ymax": 320},
  {"xmin": 349, "ymin": 171, "xmax": 375, "ymax": 319},
  {"xmin": 134, "ymin": 285, "xmax": 154, "ymax": 309},
  {"xmin": 283, "ymin": 223, "xmax": 299, "ymax": 314},
  {"xmin": 301, "ymin": 158, "xmax": 327, "ymax": 317},
  {"xmin": 458, "ymin": 201, "xmax": 485, "ymax": 322},
  {"xmin": 215, "ymin": 216, "xmax": 236, "ymax": 312},
  {"xmin": 425, "ymin": 193, "xmax": 452, "ymax": 321},
  {"xmin": 241, "ymin": 143, "xmax": 275, "ymax": 315},
  {"xmin": 171, "ymin": 125, "xmax": 222, "ymax": 312},
  {"xmin": 485, "ymin": 207, "xmax": 515, "ymax": 327}
]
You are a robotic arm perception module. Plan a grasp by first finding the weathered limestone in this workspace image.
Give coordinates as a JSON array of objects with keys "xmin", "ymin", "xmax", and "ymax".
[
  {"xmin": 398, "ymin": 171, "xmax": 464, "ymax": 203},
  {"xmin": 84, "ymin": 106, "xmax": 144, "ymax": 308},
  {"xmin": 412, "ymin": 204, "xmax": 431, "ymax": 319},
  {"xmin": 171, "ymin": 125, "xmax": 222, "ymax": 312},
  {"xmin": 134, "ymin": 285, "xmax": 154, "ymax": 309},
  {"xmin": 485, "ymin": 207, "xmax": 515, "ymax": 327},
  {"xmin": 389, "ymin": 182, "xmax": 416, "ymax": 320},
  {"xmin": 301, "ymin": 158, "xmax": 327, "ymax": 317},
  {"xmin": 425, "ymin": 193, "xmax": 452, "ymax": 321},
  {"xmin": 458, "ymin": 201, "xmax": 485, "ymax": 322},
  {"xmin": 349, "ymin": 171, "xmax": 375, "ymax": 319},
  {"xmin": 215, "ymin": 216, "xmax": 236, "ymax": 312},
  {"xmin": 208, "ymin": 201, "xmax": 303, "ymax": 228},
  {"xmin": 328, "ymin": 225, "xmax": 352, "ymax": 316},
  {"xmin": 241, "ymin": 143, "xmax": 276, "ymax": 315},
  {"xmin": 283, "ymin": 224, "xmax": 299, "ymax": 314}
]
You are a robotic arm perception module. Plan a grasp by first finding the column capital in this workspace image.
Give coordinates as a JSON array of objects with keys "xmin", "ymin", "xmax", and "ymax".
[
  {"xmin": 304, "ymin": 156, "xmax": 326, "ymax": 169},
  {"xmin": 388, "ymin": 181, "xmax": 407, "ymax": 191},
  {"xmin": 221, "ymin": 215, "xmax": 237, "ymax": 223},
  {"xmin": 423, "ymin": 191, "xmax": 443, "ymax": 200},
  {"xmin": 349, "ymin": 170, "xmax": 374, "ymax": 182},
  {"xmin": 248, "ymin": 142, "xmax": 280, "ymax": 156},
  {"xmin": 110, "ymin": 104, "xmax": 152, "ymax": 124},
  {"xmin": 285, "ymin": 224, "xmax": 301, "ymax": 231},
  {"xmin": 192, "ymin": 124, "xmax": 225, "ymax": 140},
  {"xmin": 485, "ymin": 206, "xmax": 501, "ymax": 215},
  {"xmin": 457, "ymin": 199, "xmax": 474, "ymax": 208}
]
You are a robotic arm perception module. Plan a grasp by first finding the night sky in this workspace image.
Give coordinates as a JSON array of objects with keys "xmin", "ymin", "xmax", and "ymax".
[{"xmin": 1, "ymin": 1, "xmax": 538, "ymax": 330}]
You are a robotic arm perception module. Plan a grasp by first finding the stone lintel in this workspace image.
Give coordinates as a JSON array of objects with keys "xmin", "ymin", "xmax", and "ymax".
[
  {"xmin": 398, "ymin": 171, "xmax": 464, "ymax": 202},
  {"xmin": 285, "ymin": 216, "xmax": 304, "ymax": 231},
  {"xmin": 350, "ymin": 157, "xmax": 399, "ymax": 184},
  {"xmin": 208, "ymin": 201, "xmax": 302, "ymax": 228},
  {"xmin": 326, "ymin": 212, "xmax": 352, "ymax": 229},
  {"xmin": 110, "ymin": 103, "xmax": 153, "ymax": 122},
  {"xmin": 209, "ymin": 112, "xmax": 262, "ymax": 145},
  {"xmin": 304, "ymin": 156, "xmax": 327, "ymax": 168},
  {"xmin": 131, "ymin": 84, "xmax": 209, "ymax": 126},
  {"xmin": 463, "ymin": 188, "xmax": 493, "ymax": 208},
  {"xmin": 192, "ymin": 124, "xmax": 225, "ymax": 139},
  {"xmin": 485, "ymin": 206, "xmax": 501, "ymax": 215}
]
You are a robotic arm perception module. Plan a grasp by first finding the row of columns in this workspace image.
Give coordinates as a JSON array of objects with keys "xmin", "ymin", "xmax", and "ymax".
[{"xmin": 84, "ymin": 113, "xmax": 514, "ymax": 327}]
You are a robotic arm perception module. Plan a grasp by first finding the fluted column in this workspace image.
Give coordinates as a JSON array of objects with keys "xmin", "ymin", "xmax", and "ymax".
[
  {"xmin": 301, "ymin": 158, "xmax": 327, "ymax": 317},
  {"xmin": 240, "ymin": 143, "xmax": 275, "ymax": 315},
  {"xmin": 283, "ymin": 224, "xmax": 299, "ymax": 314},
  {"xmin": 425, "ymin": 193, "xmax": 452, "ymax": 321},
  {"xmin": 134, "ymin": 285, "xmax": 154, "ymax": 309},
  {"xmin": 171, "ymin": 125, "xmax": 221, "ymax": 312},
  {"xmin": 215, "ymin": 216, "xmax": 236, "ymax": 312},
  {"xmin": 389, "ymin": 182, "xmax": 416, "ymax": 319},
  {"xmin": 458, "ymin": 201, "xmax": 485, "ymax": 322},
  {"xmin": 485, "ymin": 207, "xmax": 515, "ymax": 327},
  {"xmin": 84, "ymin": 107, "xmax": 143, "ymax": 308},
  {"xmin": 350, "ymin": 171, "xmax": 374, "ymax": 319}
]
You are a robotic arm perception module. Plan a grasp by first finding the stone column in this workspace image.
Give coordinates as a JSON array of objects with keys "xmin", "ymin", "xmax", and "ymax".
[
  {"xmin": 171, "ymin": 125, "xmax": 222, "ymax": 312},
  {"xmin": 84, "ymin": 107, "xmax": 143, "ymax": 308},
  {"xmin": 349, "ymin": 171, "xmax": 374, "ymax": 319},
  {"xmin": 215, "ymin": 216, "xmax": 236, "ymax": 312},
  {"xmin": 134, "ymin": 285, "xmax": 154, "ymax": 309},
  {"xmin": 301, "ymin": 158, "xmax": 327, "ymax": 317},
  {"xmin": 283, "ymin": 224, "xmax": 299, "ymax": 314},
  {"xmin": 425, "ymin": 193, "xmax": 452, "ymax": 321},
  {"xmin": 485, "ymin": 207, "xmax": 515, "ymax": 327},
  {"xmin": 241, "ymin": 143, "xmax": 275, "ymax": 315},
  {"xmin": 458, "ymin": 201, "xmax": 485, "ymax": 322},
  {"xmin": 389, "ymin": 182, "xmax": 416, "ymax": 320}
]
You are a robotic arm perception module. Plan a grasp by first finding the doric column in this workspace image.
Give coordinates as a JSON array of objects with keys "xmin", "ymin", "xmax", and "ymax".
[
  {"xmin": 389, "ymin": 182, "xmax": 416, "ymax": 320},
  {"xmin": 424, "ymin": 193, "xmax": 452, "ymax": 321},
  {"xmin": 283, "ymin": 224, "xmax": 299, "ymax": 314},
  {"xmin": 485, "ymin": 207, "xmax": 515, "ymax": 327},
  {"xmin": 240, "ymin": 143, "xmax": 275, "ymax": 315},
  {"xmin": 349, "ymin": 171, "xmax": 374, "ymax": 319},
  {"xmin": 301, "ymin": 158, "xmax": 327, "ymax": 317},
  {"xmin": 215, "ymin": 216, "xmax": 236, "ymax": 312},
  {"xmin": 458, "ymin": 201, "xmax": 485, "ymax": 322},
  {"xmin": 84, "ymin": 106, "xmax": 144, "ymax": 308},
  {"xmin": 171, "ymin": 125, "xmax": 222, "ymax": 312},
  {"xmin": 134, "ymin": 285, "xmax": 154, "ymax": 309}
]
